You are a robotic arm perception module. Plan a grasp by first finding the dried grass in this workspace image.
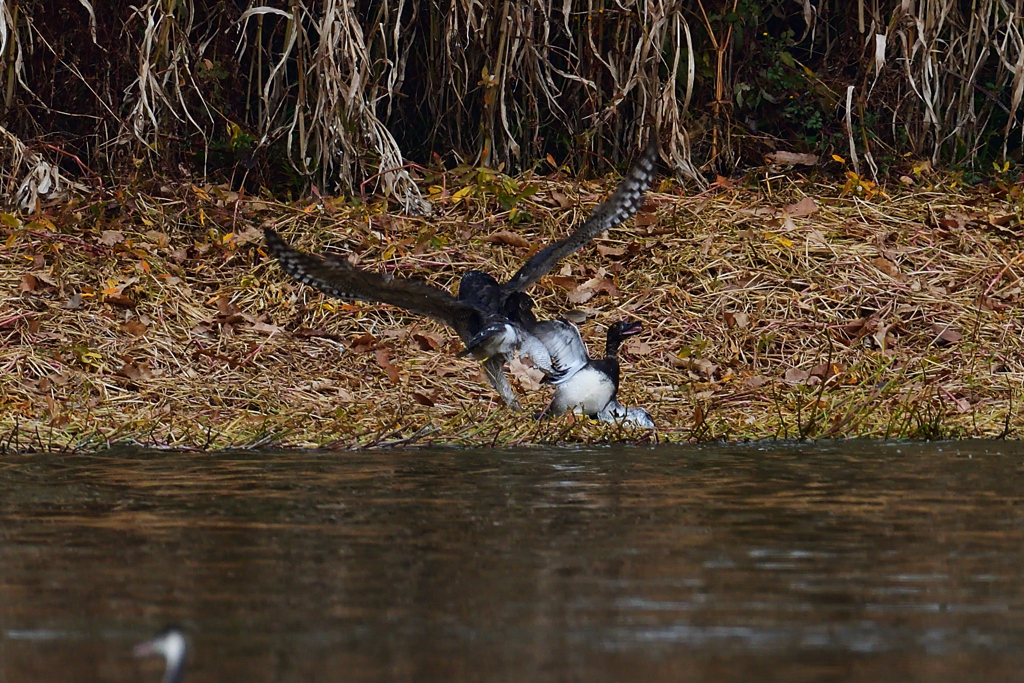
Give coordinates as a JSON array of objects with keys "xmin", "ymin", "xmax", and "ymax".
[{"xmin": 1, "ymin": 168, "xmax": 1021, "ymax": 452}]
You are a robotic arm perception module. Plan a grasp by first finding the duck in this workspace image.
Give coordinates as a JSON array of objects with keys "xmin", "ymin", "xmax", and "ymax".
[
  {"xmin": 264, "ymin": 131, "xmax": 659, "ymax": 409},
  {"xmin": 499, "ymin": 291, "xmax": 653, "ymax": 427},
  {"xmin": 134, "ymin": 627, "xmax": 187, "ymax": 683}
]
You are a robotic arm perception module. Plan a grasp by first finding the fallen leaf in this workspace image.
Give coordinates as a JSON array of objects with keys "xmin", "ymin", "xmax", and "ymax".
[
  {"xmin": 562, "ymin": 309, "xmax": 588, "ymax": 323},
  {"xmin": 215, "ymin": 295, "xmax": 241, "ymax": 316},
  {"xmin": 121, "ymin": 320, "xmax": 148, "ymax": 336},
  {"xmin": 810, "ymin": 362, "xmax": 845, "ymax": 380},
  {"xmin": 783, "ymin": 197, "xmax": 818, "ymax": 217},
  {"xmin": 550, "ymin": 191, "xmax": 572, "ymax": 209},
  {"xmin": 743, "ymin": 375, "xmax": 769, "ymax": 389},
  {"xmin": 508, "ymin": 357, "xmax": 545, "ymax": 391},
  {"xmin": 251, "ymin": 321, "xmax": 282, "ymax": 334},
  {"xmin": 596, "ymin": 244, "xmax": 627, "ymax": 258},
  {"xmin": 412, "ymin": 391, "xmax": 436, "ymax": 407},
  {"xmin": 412, "ymin": 332, "xmax": 443, "ymax": 351},
  {"xmin": 98, "ymin": 230, "xmax": 125, "ymax": 246},
  {"xmin": 482, "ymin": 231, "xmax": 529, "ymax": 248},
  {"xmin": 19, "ymin": 274, "xmax": 37, "ymax": 293},
  {"xmin": 105, "ymin": 294, "xmax": 136, "ymax": 308},
  {"xmin": 568, "ymin": 276, "xmax": 620, "ymax": 304},
  {"xmin": 784, "ymin": 368, "xmax": 811, "ymax": 384},
  {"xmin": 624, "ymin": 339, "xmax": 652, "ymax": 356},
  {"xmin": 549, "ymin": 276, "xmax": 577, "ymax": 291},
  {"xmin": 375, "ymin": 348, "xmax": 400, "ymax": 383},
  {"xmin": 766, "ymin": 151, "xmax": 819, "ymax": 166},
  {"xmin": 63, "ymin": 293, "xmax": 83, "ymax": 310},
  {"xmin": 724, "ymin": 311, "xmax": 749, "ymax": 329},
  {"xmin": 349, "ymin": 333, "xmax": 377, "ymax": 352},
  {"xmin": 668, "ymin": 355, "xmax": 718, "ymax": 377},
  {"xmin": 119, "ymin": 360, "xmax": 152, "ymax": 381},
  {"xmin": 931, "ymin": 324, "xmax": 962, "ymax": 346},
  {"xmin": 634, "ymin": 211, "xmax": 658, "ymax": 227},
  {"xmin": 435, "ymin": 365, "xmax": 460, "ymax": 378},
  {"xmin": 872, "ymin": 257, "xmax": 904, "ymax": 280}
]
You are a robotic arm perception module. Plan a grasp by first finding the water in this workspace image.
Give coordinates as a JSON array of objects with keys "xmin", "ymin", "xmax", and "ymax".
[{"xmin": 1, "ymin": 441, "xmax": 1023, "ymax": 682}]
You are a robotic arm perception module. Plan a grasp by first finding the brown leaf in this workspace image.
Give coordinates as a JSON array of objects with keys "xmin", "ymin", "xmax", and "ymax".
[
  {"xmin": 784, "ymin": 368, "xmax": 811, "ymax": 384},
  {"xmin": 810, "ymin": 362, "xmax": 845, "ymax": 380},
  {"xmin": 349, "ymin": 333, "xmax": 378, "ymax": 352},
  {"xmin": 98, "ymin": 230, "xmax": 125, "ymax": 246},
  {"xmin": 412, "ymin": 332, "xmax": 442, "ymax": 351},
  {"xmin": 667, "ymin": 355, "xmax": 718, "ymax": 377},
  {"xmin": 412, "ymin": 391, "xmax": 436, "ymax": 407},
  {"xmin": 872, "ymin": 257, "xmax": 904, "ymax": 281},
  {"xmin": 596, "ymin": 244, "xmax": 627, "ymax": 258},
  {"xmin": 634, "ymin": 211, "xmax": 658, "ymax": 227},
  {"xmin": 251, "ymin": 321, "xmax": 282, "ymax": 334},
  {"xmin": 105, "ymin": 294, "xmax": 136, "ymax": 308},
  {"xmin": 743, "ymin": 375, "xmax": 769, "ymax": 389},
  {"xmin": 121, "ymin": 320, "xmax": 148, "ymax": 337},
  {"xmin": 435, "ymin": 365, "xmax": 461, "ymax": 378},
  {"xmin": 931, "ymin": 324, "xmax": 962, "ymax": 346},
  {"xmin": 782, "ymin": 197, "xmax": 818, "ymax": 217},
  {"xmin": 119, "ymin": 360, "xmax": 152, "ymax": 381},
  {"xmin": 482, "ymin": 231, "xmax": 529, "ymax": 248},
  {"xmin": 567, "ymin": 276, "xmax": 620, "ymax": 304},
  {"xmin": 766, "ymin": 151, "xmax": 819, "ymax": 166},
  {"xmin": 215, "ymin": 295, "xmax": 240, "ymax": 316},
  {"xmin": 549, "ymin": 276, "xmax": 577, "ymax": 291},
  {"xmin": 624, "ymin": 339, "xmax": 652, "ymax": 356},
  {"xmin": 550, "ymin": 191, "xmax": 573, "ymax": 209},
  {"xmin": 19, "ymin": 274, "xmax": 37, "ymax": 293},
  {"xmin": 724, "ymin": 311, "xmax": 749, "ymax": 329},
  {"xmin": 375, "ymin": 348, "xmax": 400, "ymax": 383},
  {"xmin": 508, "ymin": 357, "xmax": 545, "ymax": 391}
]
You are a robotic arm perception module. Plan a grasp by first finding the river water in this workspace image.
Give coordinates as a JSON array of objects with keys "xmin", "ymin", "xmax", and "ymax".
[{"xmin": 1, "ymin": 441, "xmax": 1022, "ymax": 682}]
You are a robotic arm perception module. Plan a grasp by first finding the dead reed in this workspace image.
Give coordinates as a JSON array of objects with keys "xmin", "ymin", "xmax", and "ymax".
[{"xmin": 1, "ymin": 1, "xmax": 1021, "ymax": 211}]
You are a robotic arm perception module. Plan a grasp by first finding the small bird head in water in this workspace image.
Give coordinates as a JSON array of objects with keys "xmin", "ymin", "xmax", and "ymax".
[{"xmin": 134, "ymin": 626, "xmax": 187, "ymax": 683}]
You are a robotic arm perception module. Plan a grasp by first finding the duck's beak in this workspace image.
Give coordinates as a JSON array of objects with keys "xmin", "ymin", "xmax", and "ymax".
[{"xmin": 620, "ymin": 321, "xmax": 643, "ymax": 336}]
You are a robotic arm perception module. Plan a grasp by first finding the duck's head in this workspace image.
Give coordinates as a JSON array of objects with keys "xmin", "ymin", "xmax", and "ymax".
[{"xmin": 608, "ymin": 320, "xmax": 643, "ymax": 340}]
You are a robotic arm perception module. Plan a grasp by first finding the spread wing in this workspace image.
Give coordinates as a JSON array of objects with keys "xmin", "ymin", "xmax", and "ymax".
[
  {"xmin": 529, "ymin": 319, "xmax": 590, "ymax": 385},
  {"xmin": 501, "ymin": 131, "xmax": 659, "ymax": 294},
  {"xmin": 264, "ymin": 228, "xmax": 483, "ymax": 345}
]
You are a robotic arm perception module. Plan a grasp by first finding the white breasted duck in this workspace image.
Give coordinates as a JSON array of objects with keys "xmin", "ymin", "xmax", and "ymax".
[
  {"xmin": 264, "ymin": 132, "xmax": 659, "ymax": 410},
  {"xmin": 497, "ymin": 291, "xmax": 654, "ymax": 427}
]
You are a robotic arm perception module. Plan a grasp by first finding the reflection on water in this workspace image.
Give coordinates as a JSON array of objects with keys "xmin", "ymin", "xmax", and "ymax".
[{"xmin": 1, "ymin": 441, "xmax": 1023, "ymax": 682}]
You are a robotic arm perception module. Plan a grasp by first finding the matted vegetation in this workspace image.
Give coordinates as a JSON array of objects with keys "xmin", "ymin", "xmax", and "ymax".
[{"xmin": 1, "ymin": 166, "xmax": 1021, "ymax": 451}]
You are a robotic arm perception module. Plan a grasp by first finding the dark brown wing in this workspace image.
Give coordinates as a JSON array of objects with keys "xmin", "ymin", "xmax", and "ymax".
[
  {"xmin": 501, "ymin": 131, "xmax": 659, "ymax": 294},
  {"xmin": 264, "ymin": 228, "xmax": 483, "ymax": 345}
]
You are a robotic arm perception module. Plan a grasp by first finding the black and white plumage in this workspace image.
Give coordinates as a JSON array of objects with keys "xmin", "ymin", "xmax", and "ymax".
[
  {"xmin": 134, "ymin": 627, "xmax": 187, "ymax": 683},
  {"xmin": 264, "ymin": 132, "xmax": 659, "ymax": 409},
  {"xmin": 534, "ymin": 316, "xmax": 653, "ymax": 428},
  {"xmin": 497, "ymin": 289, "xmax": 652, "ymax": 426}
]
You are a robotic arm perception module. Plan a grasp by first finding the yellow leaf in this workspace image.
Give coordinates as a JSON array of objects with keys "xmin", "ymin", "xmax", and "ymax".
[
  {"xmin": 222, "ymin": 232, "xmax": 234, "ymax": 243},
  {"xmin": 452, "ymin": 186, "xmax": 473, "ymax": 203},
  {"xmin": 199, "ymin": 208, "xmax": 206, "ymax": 226},
  {"xmin": 832, "ymin": 154, "xmax": 845, "ymax": 163}
]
